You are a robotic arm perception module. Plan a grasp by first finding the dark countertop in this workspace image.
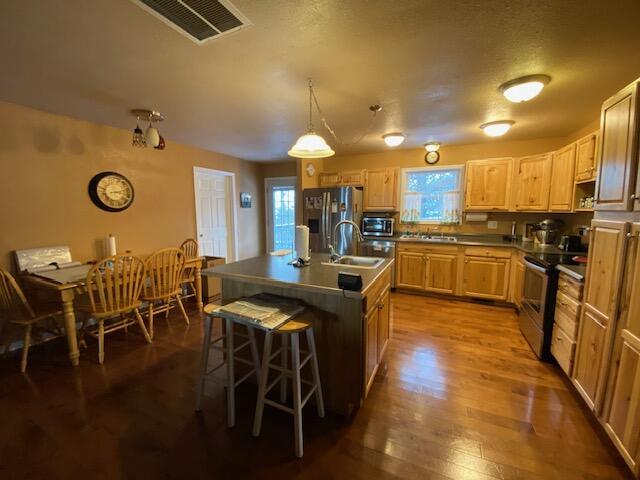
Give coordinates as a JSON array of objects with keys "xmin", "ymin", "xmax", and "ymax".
[
  {"xmin": 383, "ymin": 234, "xmax": 587, "ymax": 256},
  {"xmin": 204, "ymin": 253, "xmax": 394, "ymax": 299},
  {"xmin": 557, "ymin": 264, "xmax": 587, "ymax": 282}
]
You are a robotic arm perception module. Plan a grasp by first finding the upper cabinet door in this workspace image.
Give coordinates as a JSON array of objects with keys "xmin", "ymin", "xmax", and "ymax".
[
  {"xmin": 514, "ymin": 154, "xmax": 552, "ymax": 211},
  {"xmin": 364, "ymin": 168, "xmax": 397, "ymax": 211},
  {"xmin": 575, "ymin": 132, "xmax": 599, "ymax": 182},
  {"xmin": 464, "ymin": 158, "xmax": 512, "ymax": 211},
  {"xmin": 549, "ymin": 143, "xmax": 576, "ymax": 211},
  {"xmin": 594, "ymin": 81, "xmax": 639, "ymax": 211}
]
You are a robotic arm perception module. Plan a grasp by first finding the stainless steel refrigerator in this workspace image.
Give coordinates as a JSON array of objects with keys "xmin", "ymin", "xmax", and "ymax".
[{"xmin": 302, "ymin": 187, "xmax": 363, "ymax": 255}]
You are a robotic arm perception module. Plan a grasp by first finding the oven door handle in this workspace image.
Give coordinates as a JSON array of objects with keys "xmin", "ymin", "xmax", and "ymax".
[{"xmin": 524, "ymin": 259, "xmax": 547, "ymax": 274}]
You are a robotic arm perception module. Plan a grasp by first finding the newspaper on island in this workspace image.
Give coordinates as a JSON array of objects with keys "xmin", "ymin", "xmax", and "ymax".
[{"xmin": 216, "ymin": 293, "xmax": 305, "ymax": 330}]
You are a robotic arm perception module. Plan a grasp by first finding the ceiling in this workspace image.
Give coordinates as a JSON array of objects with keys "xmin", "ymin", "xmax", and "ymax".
[{"xmin": 1, "ymin": 0, "xmax": 640, "ymax": 162}]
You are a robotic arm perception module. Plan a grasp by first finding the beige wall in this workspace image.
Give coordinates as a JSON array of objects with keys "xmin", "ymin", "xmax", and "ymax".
[{"xmin": 0, "ymin": 101, "xmax": 264, "ymax": 271}]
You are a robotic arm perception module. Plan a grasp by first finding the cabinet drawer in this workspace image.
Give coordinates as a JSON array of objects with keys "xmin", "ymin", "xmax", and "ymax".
[
  {"xmin": 556, "ymin": 290, "xmax": 581, "ymax": 319},
  {"xmin": 364, "ymin": 268, "xmax": 391, "ymax": 313},
  {"xmin": 396, "ymin": 243, "xmax": 458, "ymax": 255},
  {"xmin": 558, "ymin": 273, "xmax": 583, "ymax": 300},
  {"xmin": 554, "ymin": 307, "xmax": 579, "ymax": 340},
  {"xmin": 464, "ymin": 246, "xmax": 512, "ymax": 259},
  {"xmin": 551, "ymin": 323, "xmax": 575, "ymax": 376}
]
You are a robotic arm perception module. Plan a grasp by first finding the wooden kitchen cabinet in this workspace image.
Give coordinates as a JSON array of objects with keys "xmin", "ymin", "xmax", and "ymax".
[
  {"xmin": 573, "ymin": 307, "xmax": 608, "ymax": 408},
  {"xmin": 601, "ymin": 224, "xmax": 640, "ymax": 475},
  {"xmin": 594, "ymin": 80, "xmax": 639, "ymax": 211},
  {"xmin": 461, "ymin": 255, "xmax": 510, "ymax": 300},
  {"xmin": 396, "ymin": 250, "xmax": 425, "ymax": 290},
  {"xmin": 364, "ymin": 305, "xmax": 378, "ymax": 396},
  {"xmin": 549, "ymin": 143, "xmax": 576, "ymax": 211},
  {"xmin": 464, "ymin": 158, "xmax": 513, "ymax": 211},
  {"xmin": 364, "ymin": 168, "xmax": 397, "ymax": 211},
  {"xmin": 318, "ymin": 170, "xmax": 364, "ymax": 187},
  {"xmin": 513, "ymin": 154, "xmax": 552, "ymax": 211},
  {"xmin": 575, "ymin": 131, "xmax": 599, "ymax": 182},
  {"xmin": 377, "ymin": 289, "xmax": 391, "ymax": 362},
  {"xmin": 512, "ymin": 255, "xmax": 525, "ymax": 307},
  {"xmin": 424, "ymin": 253, "xmax": 457, "ymax": 294},
  {"xmin": 364, "ymin": 281, "xmax": 391, "ymax": 397},
  {"xmin": 573, "ymin": 219, "xmax": 629, "ymax": 409}
]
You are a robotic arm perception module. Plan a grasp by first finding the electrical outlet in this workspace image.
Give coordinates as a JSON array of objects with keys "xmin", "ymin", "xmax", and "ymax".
[{"xmin": 487, "ymin": 220, "xmax": 498, "ymax": 229}]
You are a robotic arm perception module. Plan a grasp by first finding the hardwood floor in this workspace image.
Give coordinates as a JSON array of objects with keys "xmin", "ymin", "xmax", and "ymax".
[{"xmin": 0, "ymin": 293, "xmax": 632, "ymax": 479}]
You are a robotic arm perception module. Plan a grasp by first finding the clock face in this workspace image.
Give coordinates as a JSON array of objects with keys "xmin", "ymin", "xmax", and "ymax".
[
  {"xmin": 425, "ymin": 151, "xmax": 440, "ymax": 165},
  {"xmin": 88, "ymin": 172, "xmax": 134, "ymax": 212}
]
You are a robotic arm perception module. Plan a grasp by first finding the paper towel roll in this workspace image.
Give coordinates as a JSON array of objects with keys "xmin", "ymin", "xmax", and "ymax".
[
  {"xmin": 295, "ymin": 225, "xmax": 310, "ymax": 261},
  {"xmin": 106, "ymin": 234, "xmax": 117, "ymax": 257}
]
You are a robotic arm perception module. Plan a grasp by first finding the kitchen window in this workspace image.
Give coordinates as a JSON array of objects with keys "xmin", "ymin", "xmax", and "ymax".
[{"xmin": 399, "ymin": 166, "xmax": 463, "ymax": 224}]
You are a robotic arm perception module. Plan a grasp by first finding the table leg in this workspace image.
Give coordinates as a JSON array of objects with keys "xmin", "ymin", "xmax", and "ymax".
[
  {"xmin": 195, "ymin": 261, "xmax": 203, "ymax": 312},
  {"xmin": 61, "ymin": 290, "xmax": 80, "ymax": 367}
]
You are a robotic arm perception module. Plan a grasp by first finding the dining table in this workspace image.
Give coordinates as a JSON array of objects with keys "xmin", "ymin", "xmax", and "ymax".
[{"xmin": 21, "ymin": 255, "xmax": 205, "ymax": 366}]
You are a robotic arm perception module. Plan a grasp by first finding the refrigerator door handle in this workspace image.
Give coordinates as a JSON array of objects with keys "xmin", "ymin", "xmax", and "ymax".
[
  {"xmin": 321, "ymin": 192, "xmax": 328, "ymax": 249},
  {"xmin": 325, "ymin": 192, "xmax": 331, "ymax": 248}
]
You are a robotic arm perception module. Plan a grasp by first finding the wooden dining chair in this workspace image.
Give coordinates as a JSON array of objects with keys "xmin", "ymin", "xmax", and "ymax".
[
  {"xmin": 76, "ymin": 255, "xmax": 151, "ymax": 364},
  {"xmin": 143, "ymin": 248, "xmax": 189, "ymax": 339},
  {"xmin": 179, "ymin": 238, "xmax": 199, "ymax": 301},
  {"xmin": 0, "ymin": 267, "xmax": 63, "ymax": 372}
]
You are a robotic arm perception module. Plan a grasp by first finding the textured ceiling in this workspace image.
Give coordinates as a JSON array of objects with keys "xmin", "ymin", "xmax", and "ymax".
[{"xmin": 1, "ymin": 0, "xmax": 640, "ymax": 161}]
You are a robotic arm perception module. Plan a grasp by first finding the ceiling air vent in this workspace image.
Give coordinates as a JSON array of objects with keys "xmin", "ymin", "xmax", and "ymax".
[{"xmin": 133, "ymin": 0, "xmax": 251, "ymax": 44}]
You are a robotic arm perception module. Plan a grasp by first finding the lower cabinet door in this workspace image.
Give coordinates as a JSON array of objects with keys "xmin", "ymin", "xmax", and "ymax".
[
  {"xmin": 424, "ymin": 253, "xmax": 457, "ymax": 294},
  {"xmin": 462, "ymin": 256, "xmax": 510, "ymax": 300},
  {"xmin": 573, "ymin": 307, "xmax": 608, "ymax": 408},
  {"xmin": 377, "ymin": 289, "xmax": 390, "ymax": 362},
  {"xmin": 364, "ymin": 306, "xmax": 379, "ymax": 397},
  {"xmin": 396, "ymin": 251, "xmax": 425, "ymax": 290},
  {"xmin": 603, "ymin": 331, "xmax": 640, "ymax": 475}
]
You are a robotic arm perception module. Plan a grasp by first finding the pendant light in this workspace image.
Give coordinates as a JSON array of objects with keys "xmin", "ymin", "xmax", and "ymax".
[
  {"xmin": 131, "ymin": 109, "xmax": 165, "ymax": 149},
  {"xmin": 288, "ymin": 80, "xmax": 335, "ymax": 158},
  {"xmin": 132, "ymin": 117, "xmax": 146, "ymax": 147}
]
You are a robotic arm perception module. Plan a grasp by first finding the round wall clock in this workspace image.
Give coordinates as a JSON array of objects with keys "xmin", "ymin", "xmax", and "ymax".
[
  {"xmin": 88, "ymin": 171, "xmax": 135, "ymax": 212},
  {"xmin": 425, "ymin": 151, "xmax": 440, "ymax": 165}
]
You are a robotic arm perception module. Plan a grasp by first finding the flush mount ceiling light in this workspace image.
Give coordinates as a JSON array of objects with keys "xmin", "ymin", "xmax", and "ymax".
[
  {"xmin": 424, "ymin": 142, "xmax": 440, "ymax": 152},
  {"xmin": 131, "ymin": 109, "xmax": 165, "ymax": 150},
  {"xmin": 382, "ymin": 133, "xmax": 406, "ymax": 147},
  {"xmin": 480, "ymin": 120, "xmax": 515, "ymax": 137},
  {"xmin": 288, "ymin": 79, "xmax": 381, "ymax": 158},
  {"xmin": 499, "ymin": 74, "xmax": 551, "ymax": 103}
]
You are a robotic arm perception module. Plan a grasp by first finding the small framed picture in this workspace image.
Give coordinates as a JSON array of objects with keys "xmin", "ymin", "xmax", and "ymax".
[{"xmin": 240, "ymin": 192, "xmax": 252, "ymax": 208}]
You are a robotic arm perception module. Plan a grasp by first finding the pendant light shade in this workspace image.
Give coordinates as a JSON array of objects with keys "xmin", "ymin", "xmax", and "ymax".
[
  {"xmin": 132, "ymin": 120, "xmax": 146, "ymax": 147},
  {"xmin": 288, "ymin": 130, "xmax": 335, "ymax": 158},
  {"xmin": 288, "ymin": 79, "xmax": 334, "ymax": 158},
  {"xmin": 145, "ymin": 124, "xmax": 160, "ymax": 148}
]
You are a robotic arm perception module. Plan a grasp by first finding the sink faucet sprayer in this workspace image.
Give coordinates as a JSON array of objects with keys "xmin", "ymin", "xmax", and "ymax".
[{"xmin": 328, "ymin": 220, "xmax": 364, "ymax": 262}]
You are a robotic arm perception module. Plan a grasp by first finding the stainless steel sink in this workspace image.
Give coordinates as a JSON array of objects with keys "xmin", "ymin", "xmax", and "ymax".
[{"xmin": 321, "ymin": 256, "xmax": 385, "ymax": 269}]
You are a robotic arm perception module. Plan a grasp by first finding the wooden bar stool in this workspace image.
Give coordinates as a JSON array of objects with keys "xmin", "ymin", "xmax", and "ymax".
[
  {"xmin": 252, "ymin": 316, "xmax": 324, "ymax": 458},
  {"xmin": 195, "ymin": 303, "xmax": 262, "ymax": 427}
]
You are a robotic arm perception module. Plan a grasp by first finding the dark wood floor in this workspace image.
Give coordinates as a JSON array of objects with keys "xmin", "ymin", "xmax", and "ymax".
[{"xmin": 0, "ymin": 293, "xmax": 632, "ymax": 479}]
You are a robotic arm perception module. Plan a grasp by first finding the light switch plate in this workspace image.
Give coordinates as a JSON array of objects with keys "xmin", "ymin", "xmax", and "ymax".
[{"xmin": 487, "ymin": 220, "xmax": 498, "ymax": 229}]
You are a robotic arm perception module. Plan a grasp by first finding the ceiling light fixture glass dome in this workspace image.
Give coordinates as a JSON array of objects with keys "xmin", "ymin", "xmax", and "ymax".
[
  {"xmin": 499, "ymin": 74, "xmax": 551, "ymax": 103},
  {"xmin": 480, "ymin": 120, "xmax": 515, "ymax": 137},
  {"xmin": 424, "ymin": 142, "xmax": 440, "ymax": 152},
  {"xmin": 382, "ymin": 133, "xmax": 406, "ymax": 147},
  {"xmin": 288, "ymin": 80, "xmax": 335, "ymax": 158}
]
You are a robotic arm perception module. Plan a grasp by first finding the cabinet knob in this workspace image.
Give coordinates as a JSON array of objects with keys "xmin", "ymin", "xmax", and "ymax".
[{"xmin": 631, "ymin": 194, "xmax": 637, "ymax": 201}]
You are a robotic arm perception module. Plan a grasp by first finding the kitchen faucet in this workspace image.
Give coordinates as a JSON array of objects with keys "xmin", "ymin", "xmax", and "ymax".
[{"xmin": 328, "ymin": 220, "xmax": 364, "ymax": 262}]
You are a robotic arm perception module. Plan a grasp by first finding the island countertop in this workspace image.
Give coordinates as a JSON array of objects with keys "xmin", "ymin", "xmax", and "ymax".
[{"xmin": 203, "ymin": 253, "xmax": 394, "ymax": 299}]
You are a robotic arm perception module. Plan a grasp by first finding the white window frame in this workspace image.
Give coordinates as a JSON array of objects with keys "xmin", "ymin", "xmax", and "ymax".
[{"xmin": 399, "ymin": 165, "xmax": 465, "ymax": 225}]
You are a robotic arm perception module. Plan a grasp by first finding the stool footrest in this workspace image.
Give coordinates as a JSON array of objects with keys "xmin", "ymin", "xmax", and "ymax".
[
  {"xmin": 263, "ymin": 398, "xmax": 294, "ymax": 415},
  {"xmin": 205, "ymin": 361, "xmax": 225, "ymax": 376},
  {"xmin": 234, "ymin": 368, "xmax": 257, "ymax": 387},
  {"xmin": 301, "ymin": 385, "xmax": 318, "ymax": 408}
]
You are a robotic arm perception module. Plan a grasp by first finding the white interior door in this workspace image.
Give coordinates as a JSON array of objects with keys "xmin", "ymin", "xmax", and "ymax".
[
  {"xmin": 265, "ymin": 176, "xmax": 297, "ymax": 252},
  {"xmin": 194, "ymin": 168, "xmax": 236, "ymax": 261}
]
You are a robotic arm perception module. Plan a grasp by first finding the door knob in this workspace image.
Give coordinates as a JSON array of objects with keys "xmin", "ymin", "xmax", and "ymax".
[{"xmin": 199, "ymin": 234, "xmax": 203, "ymax": 237}]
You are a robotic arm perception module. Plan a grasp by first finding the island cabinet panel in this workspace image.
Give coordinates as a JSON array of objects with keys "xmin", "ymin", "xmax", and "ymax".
[
  {"xmin": 461, "ymin": 255, "xmax": 510, "ymax": 300},
  {"xmin": 364, "ymin": 306, "xmax": 378, "ymax": 396},
  {"xmin": 424, "ymin": 253, "xmax": 457, "ymax": 294},
  {"xmin": 513, "ymin": 154, "xmax": 552, "ymax": 211},
  {"xmin": 549, "ymin": 143, "xmax": 576, "ymax": 211},
  {"xmin": 396, "ymin": 251, "xmax": 425, "ymax": 290},
  {"xmin": 364, "ymin": 168, "xmax": 397, "ymax": 211},
  {"xmin": 377, "ymin": 289, "xmax": 391, "ymax": 364},
  {"xmin": 464, "ymin": 158, "xmax": 513, "ymax": 211},
  {"xmin": 594, "ymin": 80, "xmax": 639, "ymax": 211},
  {"xmin": 601, "ymin": 224, "xmax": 640, "ymax": 475},
  {"xmin": 575, "ymin": 131, "xmax": 599, "ymax": 182}
]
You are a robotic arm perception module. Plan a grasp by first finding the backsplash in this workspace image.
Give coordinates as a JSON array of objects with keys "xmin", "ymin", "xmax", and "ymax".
[{"xmin": 391, "ymin": 211, "xmax": 593, "ymax": 238}]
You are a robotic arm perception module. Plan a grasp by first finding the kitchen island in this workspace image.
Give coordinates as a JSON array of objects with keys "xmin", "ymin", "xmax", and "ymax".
[{"xmin": 204, "ymin": 253, "xmax": 394, "ymax": 416}]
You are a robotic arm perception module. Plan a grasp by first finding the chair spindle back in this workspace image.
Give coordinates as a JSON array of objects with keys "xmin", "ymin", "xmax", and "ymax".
[
  {"xmin": 144, "ymin": 248, "xmax": 186, "ymax": 299},
  {"xmin": 180, "ymin": 239, "xmax": 199, "ymax": 259},
  {"xmin": 86, "ymin": 256, "xmax": 146, "ymax": 315},
  {"xmin": 0, "ymin": 268, "xmax": 34, "ymax": 321}
]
